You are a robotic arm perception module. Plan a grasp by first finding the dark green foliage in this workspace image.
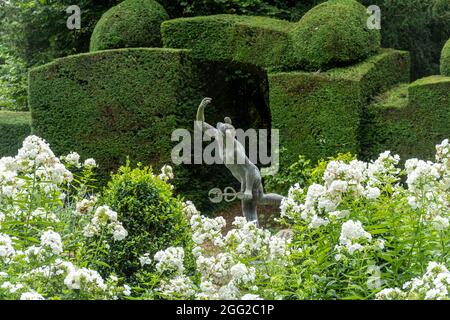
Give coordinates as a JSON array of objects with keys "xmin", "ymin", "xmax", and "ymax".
[
  {"xmin": 290, "ymin": 0, "xmax": 381, "ymax": 71},
  {"xmin": 441, "ymin": 38, "xmax": 450, "ymax": 76},
  {"xmin": 28, "ymin": 48, "xmax": 271, "ymax": 213},
  {"xmin": 161, "ymin": 14, "xmax": 293, "ymax": 70},
  {"xmin": 268, "ymin": 49, "xmax": 409, "ymax": 168},
  {"xmin": 173, "ymin": 0, "xmax": 326, "ymax": 21},
  {"xmin": 359, "ymin": 0, "xmax": 450, "ymax": 80},
  {"xmin": 362, "ymin": 76, "xmax": 450, "ymax": 162},
  {"xmin": 100, "ymin": 163, "xmax": 193, "ymax": 284},
  {"xmin": 90, "ymin": 0, "xmax": 169, "ymax": 52},
  {"xmin": 0, "ymin": 111, "xmax": 31, "ymax": 156},
  {"xmin": 0, "ymin": 47, "xmax": 28, "ymax": 111}
]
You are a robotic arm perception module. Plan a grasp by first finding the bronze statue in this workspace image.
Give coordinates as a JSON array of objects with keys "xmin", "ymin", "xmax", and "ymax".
[{"xmin": 196, "ymin": 97, "xmax": 283, "ymax": 226}]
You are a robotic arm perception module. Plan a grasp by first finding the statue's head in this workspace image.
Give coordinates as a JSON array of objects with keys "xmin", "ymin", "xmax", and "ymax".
[{"xmin": 216, "ymin": 117, "xmax": 236, "ymax": 137}]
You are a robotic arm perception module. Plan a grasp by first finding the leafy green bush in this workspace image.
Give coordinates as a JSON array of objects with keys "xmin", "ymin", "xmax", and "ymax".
[
  {"xmin": 99, "ymin": 163, "xmax": 193, "ymax": 285},
  {"xmin": 0, "ymin": 47, "xmax": 27, "ymax": 111},
  {"xmin": 290, "ymin": 0, "xmax": 381, "ymax": 70},
  {"xmin": 441, "ymin": 38, "xmax": 450, "ymax": 76},
  {"xmin": 90, "ymin": 0, "xmax": 169, "ymax": 52},
  {"xmin": 0, "ymin": 111, "xmax": 31, "ymax": 156}
]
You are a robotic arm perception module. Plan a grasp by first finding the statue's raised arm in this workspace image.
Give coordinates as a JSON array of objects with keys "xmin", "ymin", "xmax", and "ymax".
[{"xmin": 196, "ymin": 97, "xmax": 220, "ymax": 138}]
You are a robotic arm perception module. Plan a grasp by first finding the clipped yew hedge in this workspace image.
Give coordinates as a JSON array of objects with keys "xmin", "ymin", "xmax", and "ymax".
[{"xmin": 0, "ymin": 111, "xmax": 31, "ymax": 157}]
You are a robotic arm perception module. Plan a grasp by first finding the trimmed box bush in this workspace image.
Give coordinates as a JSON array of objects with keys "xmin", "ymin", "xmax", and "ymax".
[
  {"xmin": 290, "ymin": 0, "xmax": 381, "ymax": 71},
  {"xmin": 0, "ymin": 111, "xmax": 31, "ymax": 156},
  {"xmin": 99, "ymin": 163, "xmax": 193, "ymax": 285},
  {"xmin": 269, "ymin": 49, "xmax": 409, "ymax": 166},
  {"xmin": 161, "ymin": 14, "xmax": 293, "ymax": 70},
  {"xmin": 362, "ymin": 75, "xmax": 450, "ymax": 161},
  {"xmin": 441, "ymin": 38, "xmax": 450, "ymax": 76},
  {"xmin": 90, "ymin": 0, "xmax": 169, "ymax": 52}
]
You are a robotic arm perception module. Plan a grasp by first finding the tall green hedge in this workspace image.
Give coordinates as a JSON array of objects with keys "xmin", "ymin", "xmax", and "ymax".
[
  {"xmin": 0, "ymin": 111, "xmax": 31, "ymax": 156},
  {"xmin": 362, "ymin": 76, "xmax": 450, "ymax": 161},
  {"xmin": 161, "ymin": 14, "xmax": 293, "ymax": 70},
  {"xmin": 28, "ymin": 48, "xmax": 271, "ymax": 212},
  {"xmin": 269, "ymin": 49, "xmax": 409, "ymax": 167}
]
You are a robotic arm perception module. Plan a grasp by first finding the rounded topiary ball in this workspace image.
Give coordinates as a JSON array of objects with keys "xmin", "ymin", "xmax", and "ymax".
[
  {"xmin": 290, "ymin": 0, "xmax": 381, "ymax": 70},
  {"xmin": 90, "ymin": 0, "xmax": 169, "ymax": 52},
  {"xmin": 441, "ymin": 39, "xmax": 450, "ymax": 77}
]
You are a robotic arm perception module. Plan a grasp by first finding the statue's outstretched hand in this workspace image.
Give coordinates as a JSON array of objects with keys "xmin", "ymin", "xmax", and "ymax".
[{"xmin": 200, "ymin": 97, "xmax": 212, "ymax": 108}]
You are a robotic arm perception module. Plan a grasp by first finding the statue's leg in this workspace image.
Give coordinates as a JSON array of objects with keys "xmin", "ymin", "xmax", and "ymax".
[
  {"xmin": 242, "ymin": 170, "xmax": 253, "ymax": 200},
  {"xmin": 260, "ymin": 193, "xmax": 284, "ymax": 206},
  {"xmin": 256, "ymin": 182, "xmax": 284, "ymax": 206},
  {"xmin": 242, "ymin": 198, "xmax": 259, "ymax": 227}
]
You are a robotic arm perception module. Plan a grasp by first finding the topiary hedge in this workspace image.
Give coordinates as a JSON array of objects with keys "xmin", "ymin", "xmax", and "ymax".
[
  {"xmin": 441, "ymin": 38, "xmax": 450, "ymax": 76},
  {"xmin": 269, "ymin": 49, "xmax": 409, "ymax": 168},
  {"xmin": 362, "ymin": 76, "xmax": 450, "ymax": 162},
  {"xmin": 0, "ymin": 111, "xmax": 31, "ymax": 156},
  {"xmin": 290, "ymin": 0, "xmax": 381, "ymax": 71},
  {"xmin": 28, "ymin": 48, "xmax": 271, "ymax": 213},
  {"xmin": 90, "ymin": 0, "xmax": 169, "ymax": 52},
  {"xmin": 98, "ymin": 163, "xmax": 193, "ymax": 285},
  {"xmin": 161, "ymin": 14, "xmax": 293, "ymax": 70}
]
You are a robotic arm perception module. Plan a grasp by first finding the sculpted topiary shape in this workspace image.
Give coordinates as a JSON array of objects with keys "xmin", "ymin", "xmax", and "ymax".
[
  {"xmin": 90, "ymin": 0, "xmax": 169, "ymax": 52},
  {"xmin": 290, "ymin": 0, "xmax": 381, "ymax": 70}
]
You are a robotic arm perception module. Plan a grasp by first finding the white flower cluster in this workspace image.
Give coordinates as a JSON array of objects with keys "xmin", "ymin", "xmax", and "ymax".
[
  {"xmin": 61, "ymin": 152, "xmax": 97, "ymax": 169},
  {"xmin": 156, "ymin": 215, "xmax": 289, "ymax": 300},
  {"xmin": 0, "ymin": 233, "xmax": 15, "ymax": 264},
  {"xmin": 64, "ymin": 265, "xmax": 106, "ymax": 291},
  {"xmin": 281, "ymin": 152, "xmax": 400, "ymax": 226},
  {"xmin": 24, "ymin": 230, "xmax": 64, "ymax": 263},
  {"xmin": 83, "ymin": 205, "xmax": 128, "ymax": 241},
  {"xmin": 40, "ymin": 230, "xmax": 63, "ymax": 255},
  {"xmin": 154, "ymin": 247, "xmax": 185, "ymax": 275},
  {"xmin": 224, "ymin": 217, "xmax": 271, "ymax": 258},
  {"xmin": 75, "ymin": 196, "xmax": 97, "ymax": 215},
  {"xmin": 0, "ymin": 136, "xmax": 73, "ymax": 207},
  {"xmin": 337, "ymin": 220, "xmax": 372, "ymax": 255},
  {"xmin": 190, "ymin": 214, "xmax": 226, "ymax": 246},
  {"xmin": 158, "ymin": 275, "xmax": 196, "ymax": 299},
  {"xmin": 182, "ymin": 201, "xmax": 199, "ymax": 219},
  {"xmin": 377, "ymin": 262, "xmax": 450, "ymax": 300},
  {"xmin": 139, "ymin": 253, "xmax": 152, "ymax": 267},
  {"xmin": 404, "ymin": 139, "xmax": 450, "ymax": 230},
  {"xmin": 158, "ymin": 165, "xmax": 174, "ymax": 181}
]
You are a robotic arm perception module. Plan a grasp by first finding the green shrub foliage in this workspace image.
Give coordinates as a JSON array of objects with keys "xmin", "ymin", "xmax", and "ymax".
[
  {"xmin": 441, "ymin": 38, "xmax": 450, "ymax": 76},
  {"xmin": 0, "ymin": 111, "xmax": 31, "ymax": 156},
  {"xmin": 98, "ymin": 163, "xmax": 193, "ymax": 284},
  {"xmin": 90, "ymin": 0, "xmax": 169, "ymax": 51},
  {"xmin": 290, "ymin": 0, "xmax": 381, "ymax": 70}
]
